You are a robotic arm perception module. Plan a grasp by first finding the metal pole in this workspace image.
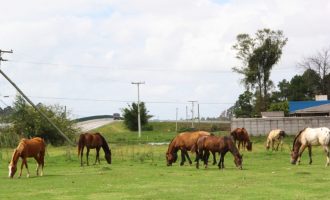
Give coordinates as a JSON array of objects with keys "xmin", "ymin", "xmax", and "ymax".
[
  {"xmin": 175, "ymin": 107, "xmax": 178, "ymax": 132},
  {"xmin": 188, "ymin": 100, "xmax": 197, "ymax": 128},
  {"xmin": 132, "ymin": 81, "xmax": 145, "ymax": 138},
  {"xmin": 198, "ymin": 103, "xmax": 200, "ymax": 130}
]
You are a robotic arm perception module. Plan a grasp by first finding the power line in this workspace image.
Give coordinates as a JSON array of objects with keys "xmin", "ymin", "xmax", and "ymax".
[
  {"xmin": 8, "ymin": 59, "xmax": 294, "ymax": 73},
  {"xmin": 3, "ymin": 94, "xmax": 235, "ymax": 105}
]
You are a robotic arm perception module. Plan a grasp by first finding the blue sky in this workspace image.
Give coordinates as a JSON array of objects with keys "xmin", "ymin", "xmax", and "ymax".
[{"xmin": 0, "ymin": 0, "xmax": 330, "ymax": 119}]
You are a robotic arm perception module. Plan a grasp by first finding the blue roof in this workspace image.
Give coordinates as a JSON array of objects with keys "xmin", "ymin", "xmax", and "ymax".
[{"xmin": 289, "ymin": 100, "xmax": 330, "ymax": 113}]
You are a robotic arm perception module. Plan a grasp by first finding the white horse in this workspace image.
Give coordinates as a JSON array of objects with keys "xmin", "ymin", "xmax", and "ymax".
[
  {"xmin": 291, "ymin": 127, "xmax": 330, "ymax": 167},
  {"xmin": 266, "ymin": 129, "xmax": 286, "ymax": 151}
]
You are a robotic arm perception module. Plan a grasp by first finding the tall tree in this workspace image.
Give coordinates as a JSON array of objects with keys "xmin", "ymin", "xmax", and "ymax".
[
  {"xmin": 299, "ymin": 47, "xmax": 330, "ymax": 96},
  {"xmin": 233, "ymin": 29, "xmax": 288, "ymax": 114}
]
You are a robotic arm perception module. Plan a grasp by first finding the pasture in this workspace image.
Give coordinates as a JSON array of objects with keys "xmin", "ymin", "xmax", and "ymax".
[{"xmin": 1, "ymin": 123, "xmax": 330, "ymax": 199}]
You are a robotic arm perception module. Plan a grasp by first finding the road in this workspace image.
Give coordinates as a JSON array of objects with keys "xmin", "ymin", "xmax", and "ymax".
[{"xmin": 75, "ymin": 118, "xmax": 114, "ymax": 132}]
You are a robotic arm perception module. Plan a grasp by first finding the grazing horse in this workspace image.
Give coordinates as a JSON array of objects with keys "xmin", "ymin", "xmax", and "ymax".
[
  {"xmin": 166, "ymin": 131, "xmax": 216, "ymax": 166},
  {"xmin": 266, "ymin": 129, "xmax": 286, "ymax": 151},
  {"xmin": 291, "ymin": 127, "xmax": 330, "ymax": 167},
  {"xmin": 78, "ymin": 132, "xmax": 112, "ymax": 166},
  {"xmin": 194, "ymin": 135, "xmax": 243, "ymax": 170},
  {"xmin": 8, "ymin": 137, "xmax": 46, "ymax": 178},
  {"xmin": 230, "ymin": 127, "xmax": 252, "ymax": 151}
]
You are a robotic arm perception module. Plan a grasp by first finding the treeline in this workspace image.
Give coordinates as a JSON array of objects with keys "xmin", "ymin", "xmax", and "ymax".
[
  {"xmin": 0, "ymin": 95, "xmax": 78, "ymax": 147},
  {"xmin": 223, "ymin": 29, "xmax": 330, "ymax": 118}
]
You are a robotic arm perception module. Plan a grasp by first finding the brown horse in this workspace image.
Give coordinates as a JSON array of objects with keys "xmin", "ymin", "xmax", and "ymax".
[
  {"xmin": 231, "ymin": 127, "xmax": 252, "ymax": 151},
  {"xmin": 166, "ymin": 131, "xmax": 216, "ymax": 166},
  {"xmin": 78, "ymin": 132, "xmax": 112, "ymax": 166},
  {"xmin": 8, "ymin": 137, "xmax": 46, "ymax": 178},
  {"xmin": 194, "ymin": 135, "xmax": 243, "ymax": 170}
]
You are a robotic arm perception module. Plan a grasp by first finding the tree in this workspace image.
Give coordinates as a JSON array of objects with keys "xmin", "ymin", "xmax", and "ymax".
[
  {"xmin": 268, "ymin": 101, "xmax": 289, "ymax": 116},
  {"xmin": 233, "ymin": 91, "xmax": 254, "ymax": 118},
  {"xmin": 10, "ymin": 95, "xmax": 77, "ymax": 145},
  {"xmin": 233, "ymin": 29, "xmax": 288, "ymax": 113},
  {"xmin": 299, "ymin": 47, "xmax": 330, "ymax": 95},
  {"xmin": 122, "ymin": 102, "xmax": 152, "ymax": 131}
]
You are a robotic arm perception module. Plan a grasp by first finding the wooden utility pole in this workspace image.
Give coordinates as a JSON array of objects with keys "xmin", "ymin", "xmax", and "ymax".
[{"xmin": 0, "ymin": 49, "xmax": 74, "ymax": 145}]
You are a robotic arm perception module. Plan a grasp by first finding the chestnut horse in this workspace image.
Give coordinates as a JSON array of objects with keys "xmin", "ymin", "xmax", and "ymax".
[
  {"xmin": 78, "ymin": 132, "xmax": 112, "ymax": 166},
  {"xmin": 194, "ymin": 135, "xmax": 243, "ymax": 170},
  {"xmin": 291, "ymin": 127, "xmax": 330, "ymax": 167},
  {"xmin": 230, "ymin": 127, "xmax": 252, "ymax": 151},
  {"xmin": 266, "ymin": 129, "xmax": 286, "ymax": 151},
  {"xmin": 166, "ymin": 131, "xmax": 216, "ymax": 166},
  {"xmin": 8, "ymin": 137, "xmax": 46, "ymax": 178}
]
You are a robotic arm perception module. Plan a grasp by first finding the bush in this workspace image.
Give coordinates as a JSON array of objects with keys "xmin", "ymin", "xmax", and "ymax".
[{"xmin": 9, "ymin": 95, "xmax": 78, "ymax": 146}]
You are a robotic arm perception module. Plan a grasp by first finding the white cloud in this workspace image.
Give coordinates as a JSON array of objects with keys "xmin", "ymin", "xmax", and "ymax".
[{"xmin": 0, "ymin": 0, "xmax": 330, "ymax": 119}]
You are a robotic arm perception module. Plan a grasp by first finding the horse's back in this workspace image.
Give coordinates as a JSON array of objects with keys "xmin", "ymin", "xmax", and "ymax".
[
  {"xmin": 18, "ymin": 137, "xmax": 46, "ymax": 157},
  {"xmin": 302, "ymin": 127, "xmax": 330, "ymax": 146},
  {"xmin": 177, "ymin": 131, "xmax": 210, "ymax": 149}
]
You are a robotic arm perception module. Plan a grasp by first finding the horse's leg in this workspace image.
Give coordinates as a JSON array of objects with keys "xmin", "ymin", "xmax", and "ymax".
[
  {"xmin": 306, "ymin": 146, "xmax": 312, "ymax": 164},
  {"xmin": 323, "ymin": 146, "xmax": 330, "ymax": 167},
  {"xmin": 218, "ymin": 152, "xmax": 225, "ymax": 169},
  {"xmin": 204, "ymin": 150, "xmax": 210, "ymax": 169},
  {"xmin": 80, "ymin": 145, "xmax": 84, "ymax": 166},
  {"xmin": 22, "ymin": 158, "xmax": 30, "ymax": 178},
  {"xmin": 185, "ymin": 151, "xmax": 192, "ymax": 165},
  {"xmin": 19, "ymin": 158, "xmax": 24, "ymax": 178},
  {"xmin": 297, "ymin": 144, "xmax": 307, "ymax": 165},
  {"xmin": 280, "ymin": 139, "xmax": 284, "ymax": 151},
  {"xmin": 212, "ymin": 152, "xmax": 217, "ymax": 165},
  {"xmin": 86, "ymin": 148, "xmax": 90, "ymax": 166},
  {"xmin": 180, "ymin": 150, "xmax": 186, "ymax": 166},
  {"xmin": 95, "ymin": 147, "xmax": 100, "ymax": 165},
  {"xmin": 40, "ymin": 152, "xmax": 45, "ymax": 176},
  {"xmin": 34, "ymin": 156, "xmax": 40, "ymax": 176},
  {"xmin": 275, "ymin": 140, "xmax": 280, "ymax": 151},
  {"xmin": 196, "ymin": 149, "xmax": 200, "ymax": 169}
]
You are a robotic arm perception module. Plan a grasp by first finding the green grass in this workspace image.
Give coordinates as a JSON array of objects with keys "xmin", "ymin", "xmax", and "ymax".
[
  {"xmin": 1, "ymin": 135, "xmax": 330, "ymax": 199},
  {"xmin": 96, "ymin": 121, "xmax": 229, "ymax": 144}
]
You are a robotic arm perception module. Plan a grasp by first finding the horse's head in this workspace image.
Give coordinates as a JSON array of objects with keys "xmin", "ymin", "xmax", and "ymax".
[
  {"xmin": 234, "ymin": 154, "xmax": 243, "ymax": 170},
  {"xmin": 279, "ymin": 130, "xmax": 286, "ymax": 138},
  {"xmin": 8, "ymin": 163, "xmax": 17, "ymax": 178},
  {"xmin": 247, "ymin": 141, "xmax": 253, "ymax": 151},
  {"xmin": 290, "ymin": 150, "xmax": 299, "ymax": 164},
  {"xmin": 166, "ymin": 152, "xmax": 177, "ymax": 166},
  {"xmin": 105, "ymin": 153, "xmax": 112, "ymax": 164}
]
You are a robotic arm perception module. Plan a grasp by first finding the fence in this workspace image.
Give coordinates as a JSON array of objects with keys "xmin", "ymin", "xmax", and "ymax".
[{"xmin": 231, "ymin": 117, "xmax": 330, "ymax": 136}]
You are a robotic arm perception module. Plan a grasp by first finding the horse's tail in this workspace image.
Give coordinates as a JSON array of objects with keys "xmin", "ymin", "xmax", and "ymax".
[{"xmin": 77, "ymin": 134, "xmax": 85, "ymax": 156}]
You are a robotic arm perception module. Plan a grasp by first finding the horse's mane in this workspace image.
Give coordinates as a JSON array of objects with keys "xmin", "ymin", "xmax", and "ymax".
[
  {"xmin": 98, "ymin": 134, "xmax": 111, "ymax": 155},
  {"xmin": 167, "ymin": 136, "xmax": 177, "ymax": 154},
  {"xmin": 292, "ymin": 128, "xmax": 306, "ymax": 151}
]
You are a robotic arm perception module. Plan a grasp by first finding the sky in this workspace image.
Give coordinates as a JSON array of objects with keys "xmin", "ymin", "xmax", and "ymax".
[{"xmin": 0, "ymin": 0, "xmax": 330, "ymax": 120}]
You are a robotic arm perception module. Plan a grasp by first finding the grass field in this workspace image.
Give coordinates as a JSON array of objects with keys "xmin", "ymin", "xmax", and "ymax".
[{"xmin": 1, "ymin": 122, "xmax": 330, "ymax": 199}]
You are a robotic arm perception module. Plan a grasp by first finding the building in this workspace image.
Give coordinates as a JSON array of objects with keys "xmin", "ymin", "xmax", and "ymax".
[{"xmin": 289, "ymin": 99, "xmax": 330, "ymax": 117}]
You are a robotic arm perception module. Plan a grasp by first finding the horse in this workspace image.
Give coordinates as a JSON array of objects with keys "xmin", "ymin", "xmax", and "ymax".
[
  {"xmin": 194, "ymin": 135, "xmax": 243, "ymax": 170},
  {"xmin": 230, "ymin": 127, "xmax": 252, "ymax": 151},
  {"xmin": 78, "ymin": 132, "xmax": 112, "ymax": 166},
  {"xmin": 291, "ymin": 127, "xmax": 330, "ymax": 167},
  {"xmin": 266, "ymin": 129, "xmax": 286, "ymax": 151},
  {"xmin": 166, "ymin": 131, "xmax": 217, "ymax": 166},
  {"xmin": 8, "ymin": 137, "xmax": 46, "ymax": 178}
]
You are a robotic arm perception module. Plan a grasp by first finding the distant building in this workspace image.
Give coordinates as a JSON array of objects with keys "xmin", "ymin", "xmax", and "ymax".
[
  {"xmin": 289, "ymin": 98, "xmax": 330, "ymax": 117},
  {"xmin": 261, "ymin": 111, "xmax": 284, "ymax": 118}
]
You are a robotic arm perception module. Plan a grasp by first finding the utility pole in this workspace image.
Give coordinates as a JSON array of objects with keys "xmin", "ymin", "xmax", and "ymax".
[
  {"xmin": 188, "ymin": 100, "xmax": 197, "ymax": 128},
  {"xmin": 131, "ymin": 81, "xmax": 145, "ymax": 138},
  {"xmin": 197, "ymin": 103, "xmax": 200, "ymax": 130},
  {"xmin": 0, "ymin": 49, "xmax": 74, "ymax": 145},
  {"xmin": 175, "ymin": 107, "xmax": 178, "ymax": 133}
]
